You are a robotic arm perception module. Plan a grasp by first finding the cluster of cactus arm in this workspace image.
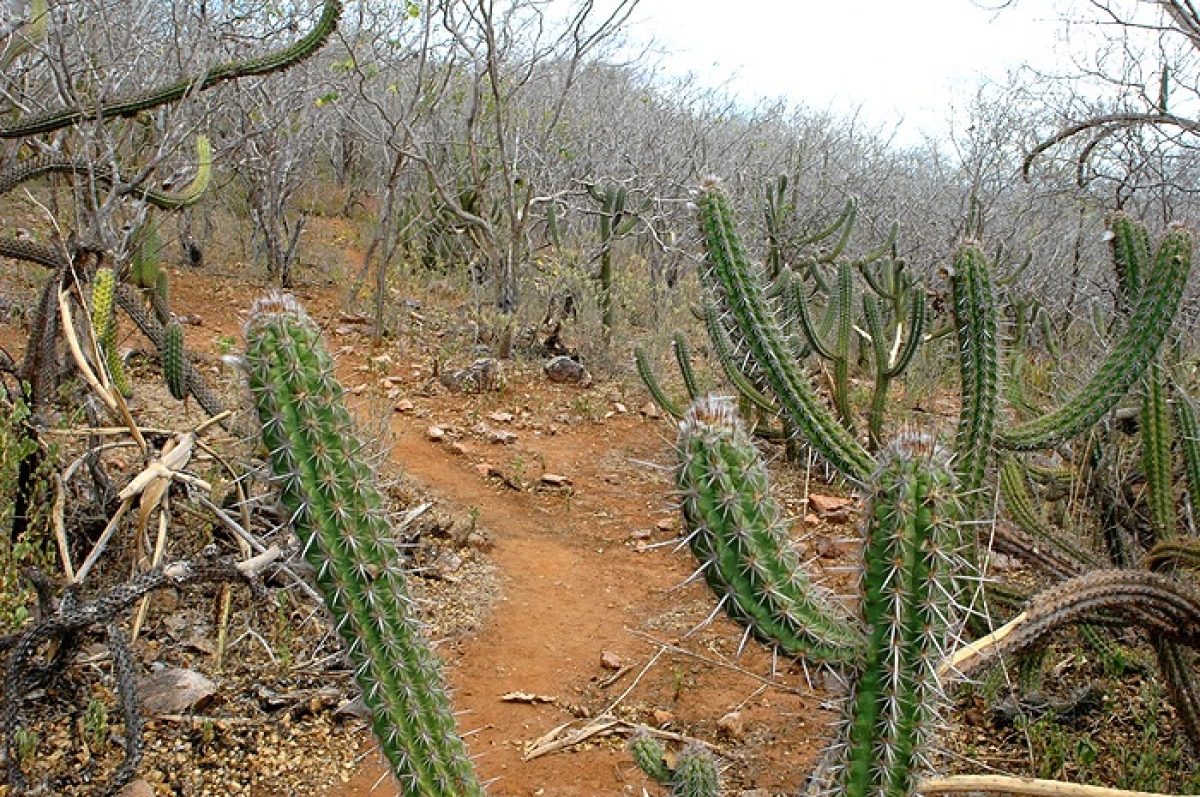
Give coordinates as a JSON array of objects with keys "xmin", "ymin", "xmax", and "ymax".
[{"xmin": 638, "ymin": 182, "xmax": 1200, "ymax": 796}]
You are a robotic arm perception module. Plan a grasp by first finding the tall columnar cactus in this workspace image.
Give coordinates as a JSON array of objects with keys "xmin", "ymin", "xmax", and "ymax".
[
  {"xmin": 675, "ymin": 396, "xmax": 864, "ymax": 663},
  {"xmin": 244, "ymin": 294, "xmax": 483, "ymax": 797},
  {"xmin": 696, "ymin": 181, "xmax": 874, "ymax": 484},
  {"xmin": 674, "ymin": 396, "xmax": 969, "ymax": 797},
  {"xmin": 949, "ymin": 242, "xmax": 999, "ymax": 517},
  {"xmin": 811, "ymin": 433, "xmax": 969, "ymax": 797},
  {"xmin": 997, "ymin": 226, "xmax": 1193, "ymax": 451},
  {"xmin": 587, "ymin": 182, "xmax": 637, "ymax": 340}
]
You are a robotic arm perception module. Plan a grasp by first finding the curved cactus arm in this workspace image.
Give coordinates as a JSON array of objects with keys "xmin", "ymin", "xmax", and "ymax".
[
  {"xmin": 997, "ymin": 226, "xmax": 1194, "ymax": 451},
  {"xmin": 941, "ymin": 569, "xmax": 1200, "ymax": 681},
  {"xmin": 799, "ymin": 197, "xmax": 856, "ymax": 249},
  {"xmin": 1108, "ymin": 211, "xmax": 1152, "ymax": 315},
  {"xmin": 814, "ymin": 434, "xmax": 970, "ymax": 797},
  {"xmin": 1, "ymin": 0, "xmax": 342, "ymax": 138},
  {"xmin": 815, "ymin": 198, "xmax": 858, "ymax": 264},
  {"xmin": 850, "ymin": 221, "xmax": 898, "ymax": 269},
  {"xmin": 634, "ymin": 345, "xmax": 685, "ymax": 420},
  {"xmin": 0, "ymin": 135, "xmax": 211, "ymax": 209},
  {"xmin": 696, "ymin": 181, "xmax": 874, "ymax": 484},
  {"xmin": 792, "ymin": 271, "xmax": 836, "ymax": 361},
  {"xmin": 862, "ymin": 289, "xmax": 926, "ymax": 451},
  {"xmin": 244, "ymin": 294, "xmax": 484, "ymax": 797},
  {"xmin": 673, "ymin": 331, "xmax": 702, "ymax": 401},
  {"xmin": 702, "ymin": 304, "xmax": 777, "ymax": 415},
  {"xmin": 675, "ymin": 396, "xmax": 865, "ymax": 664},
  {"xmin": 0, "ymin": 236, "xmax": 70, "ymax": 269},
  {"xmin": 0, "ymin": 0, "xmax": 47, "ymax": 69},
  {"xmin": 950, "ymin": 242, "xmax": 999, "ymax": 515},
  {"xmin": 1140, "ymin": 359, "xmax": 1176, "ymax": 538},
  {"xmin": 996, "ymin": 453, "xmax": 1102, "ymax": 577}
]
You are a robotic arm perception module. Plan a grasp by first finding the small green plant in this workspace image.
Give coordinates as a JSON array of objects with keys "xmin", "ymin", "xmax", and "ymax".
[
  {"xmin": 271, "ymin": 591, "xmax": 296, "ymax": 671},
  {"xmin": 83, "ymin": 698, "xmax": 110, "ymax": 754},
  {"xmin": 12, "ymin": 727, "xmax": 37, "ymax": 770}
]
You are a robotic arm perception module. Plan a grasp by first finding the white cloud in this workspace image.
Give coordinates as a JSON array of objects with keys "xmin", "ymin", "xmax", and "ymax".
[{"xmin": 630, "ymin": 0, "xmax": 1064, "ymax": 139}]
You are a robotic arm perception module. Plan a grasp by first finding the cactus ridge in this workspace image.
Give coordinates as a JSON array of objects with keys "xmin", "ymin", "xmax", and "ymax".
[
  {"xmin": 244, "ymin": 294, "xmax": 483, "ymax": 797},
  {"xmin": 997, "ymin": 226, "xmax": 1194, "ymax": 451},
  {"xmin": 675, "ymin": 396, "xmax": 864, "ymax": 663},
  {"xmin": 696, "ymin": 182, "xmax": 874, "ymax": 484}
]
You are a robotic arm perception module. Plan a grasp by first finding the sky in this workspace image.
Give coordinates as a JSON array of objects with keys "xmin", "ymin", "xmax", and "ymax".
[{"xmin": 628, "ymin": 1, "xmax": 1068, "ymax": 143}]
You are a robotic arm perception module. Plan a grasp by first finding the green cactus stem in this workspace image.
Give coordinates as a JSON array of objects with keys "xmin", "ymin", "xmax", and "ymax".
[
  {"xmin": 997, "ymin": 226, "xmax": 1193, "ymax": 451},
  {"xmin": 949, "ymin": 241, "xmax": 999, "ymax": 516},
  {"xmin": 702, "ymin": 304, "xmax": 777, "ymax": 416},
  {"xmin": 1173, "ymin": 387, "xmax": 1200, "ymax": 522},
  {"xmin": 634, "ymin": 344, "xmax": 685, "ymax": 420},
  {"xmin": 1140, "ymin": 359, "xmax": 1176, "ymax": 538},
  {"xmin": 244, "ymin": 293, "xmax": 483, "ymax": 797},
  {"xmin": 996, "ymin": 453, "xmax": 1100, "ymax": 579},
  {"xmin": 162, "ymin": 321, "xmax": 188, "ymax": 401},
  {"xmin": 675, "ymin": 396, "xmax": 863, "ymax": 664},
  {"xmin": 629, "ymin": 728, "xmax": 671, "ymax": 785},
  {"xmin": 814, "ymin": 432, "xmax": 969, "ymax": 797},
  {"xmin": 696, "ymin": 180, "xmax": 874, "ymax": 484},
  {"xmin": 795, "ymin": 261, "xmax": 857, "ymax": 431},
  {"xmin": 672, "ymin": 743, "xmax": 723, "ymax": 797},
  {"xmin": 90, "ymin": 267, "xmax": 131, "ymax": 397},
  {"xmin": 1108, "ymin": 211, "xmax": 1152, "ymax": 316},
  {"xmin": 862, "ymin": 287, "xmax": 925, "ymax": 451}
]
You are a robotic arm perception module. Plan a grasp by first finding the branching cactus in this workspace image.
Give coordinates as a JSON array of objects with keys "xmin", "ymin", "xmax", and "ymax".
[
  {"xmin": 673, "ymin": 396, "xmax": 970, "ymax": 797},
  {"xmin": 244, "ymin": 294, "xmax": 483, "ymax": 797},
  {"xmin": 695, "ymin": 181, "xmax": 875, "ymax": 484}
]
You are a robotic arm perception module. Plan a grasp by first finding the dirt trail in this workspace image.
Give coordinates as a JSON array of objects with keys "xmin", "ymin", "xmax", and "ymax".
[{"xmin": 332, "ymin": 392, "xmax": 832, "ymax": 796}]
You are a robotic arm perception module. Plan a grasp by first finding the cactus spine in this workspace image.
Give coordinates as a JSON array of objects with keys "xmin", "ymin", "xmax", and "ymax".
[
  {"xmin": 675, "ymin": 396, "xmax": 863, "ymax": 663},
  {"xmin": 244, "ymin": 294, "xmax": 482, "ymax": 797},
  {"xmin": 696, "ymin": 181, "xmax": 874, "ymax": 484}
]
